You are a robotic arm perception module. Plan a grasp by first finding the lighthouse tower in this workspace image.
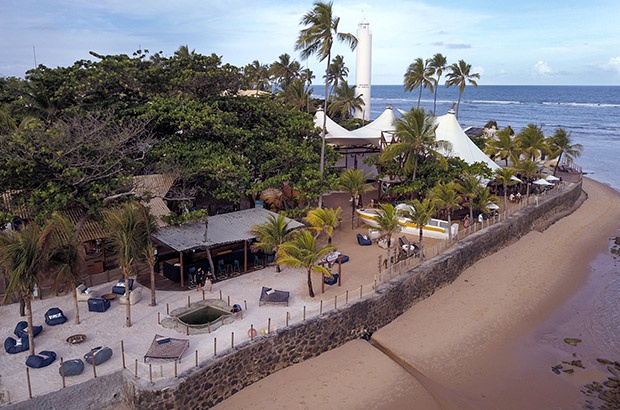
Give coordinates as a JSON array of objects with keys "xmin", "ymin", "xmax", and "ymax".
[{"xmin": 354, "ymin": 18, "xmax": 371, "ymax": 121}]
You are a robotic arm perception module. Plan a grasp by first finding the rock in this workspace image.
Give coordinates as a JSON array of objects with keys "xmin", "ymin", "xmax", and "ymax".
[{"xmin": 563, "ymin": 337, "xmax": 582, "ymax": 346}]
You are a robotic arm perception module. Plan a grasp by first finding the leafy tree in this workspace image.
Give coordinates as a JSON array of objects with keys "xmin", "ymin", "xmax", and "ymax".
[
  {"xmin": 249, "ymin": 213, "xmax": 295, "ymax": 273},
  {"xmin": 548, "ymin": 128, "xmax": 582, "ymax": 175},
  {"xmin": 402, "ymin": 198, "xmax": 435, "ymax": 248},
  {"xmin": 243, "ymin": 60, "xmax": 271, "ymax": 94},
  {"xmin": 372, "ymin": 203, "xmax": 401, "ymax": 274},
  {"xmin": 494, "ymin": 167, "xmax": 518, "ymax": 211},
  {"xmin": 104, "ymin": 201, "xmax": 151, "ymax": 327},
  {"xmin": 304, "ymin": 207, "xmax": 342, "ymax": 244},
  {"xmin": 472, "ymin": 185, "xmax": 498, "ymax": 218},
  {"xmin": 326, "ymin": 54, "xmax": 349, "ymax": 92},
  {"xmin": 404, "ymin": 57, "xmax": 434, "ymax": 109},
  {"xmin": 47, "ymin": 213, "xmax": 86, "ymax": 325},
  {"xmin": 516, "ymin": 124, "xmax": 549, "ymax": 161},
  {"xmin": 270, "ymin": 53, "xmax": 301, "ymax": 91},
  {"xmin": 281, "ymin": 78, "xmax": 314, "ymax": 111},
  {"xmin": 277, "ymin": 229, "xmax": 334, "ymax": 298},
  {"xmin": 486, "ymin": 126, "xmax": 519, "ymax": 166},
  {"xmin": 514, "ymin": 158, "xmax": 541, "ymax": 197},
  {"xmin": 337, "ymin": 168, "xmax": 373, "ymax": 228},
  {"xmin": 428, "ymin": 182, "xmax": 461, "ymax": 241},
  {"xmin": 0, "ymin": 222, "xmax": 54, "ymax": 355},
  {"xmin": 295, "ymin": 1, "xmax": 357, "ymax": 205},
  {"xmin": 457, "ymin": 173, "xmax": 483, "ymax": 222},
  {"xmin": 445, "ymin": 60, "xmax": 480, "ymax": 119}
]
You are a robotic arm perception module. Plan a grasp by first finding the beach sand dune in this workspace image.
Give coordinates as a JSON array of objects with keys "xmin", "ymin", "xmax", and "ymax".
[{"xmin": 216, "ymin": 178, "xmax": 620, "ymax": 410}]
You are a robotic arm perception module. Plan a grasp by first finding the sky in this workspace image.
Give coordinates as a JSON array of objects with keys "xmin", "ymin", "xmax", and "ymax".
[{"xmin": 2, "ymin": 0, "xmax": 620, "ymax": 85}]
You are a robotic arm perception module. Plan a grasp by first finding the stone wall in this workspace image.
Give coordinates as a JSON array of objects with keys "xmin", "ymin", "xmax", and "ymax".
[{"xmin": 123, "ymin": 181, "xmax": 583, "ymax": 409}]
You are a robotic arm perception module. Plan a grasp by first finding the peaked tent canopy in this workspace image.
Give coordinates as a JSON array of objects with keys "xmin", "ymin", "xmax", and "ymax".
[
  {"xmin": 435, "ymin": 110, "xmax": 501, "ymax": 171},
  {"xmin": 314, "ymin": 105, "xmax": 396, "ymax": 147}
]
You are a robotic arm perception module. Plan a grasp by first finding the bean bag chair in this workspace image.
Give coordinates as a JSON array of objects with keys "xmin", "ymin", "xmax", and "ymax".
[
  {"xmin": 14, "ymin": 321, "xmax": 43, "ymax": 339},
  {"xmin": 26, "ymin": 350, "xmax": 57, "ymax": 368},
  {"xmin": 59, "ymin": 358, "xmax": 85, "ymax": 377},
  {"xmin": 87, "ymin": 297, "xmax": 110, "ymax": 312},
  {"xmin": 338, "ymin": 255, "xmax": 350, "ymax": 264},
  {"xmin": 112, "ymin": 278, "xmax": 134, "ymax": 295},
  {"xmin": 84, "ymin": 346, "xmax": 113, "ymax": 366},
  {"xmin": 324, "ymin": 273, "xmax": 339, "ymax": 286},
  {"xmin": 356, "ymin": 233, "xmax": 372, "ymax": 246},
  {"xmin": 45, "ymin": 307, "xmax": 67, "ymax": 326},
  {"xmin": 4, "ymin": 336, "xmax": 29, "ymax": 354}
]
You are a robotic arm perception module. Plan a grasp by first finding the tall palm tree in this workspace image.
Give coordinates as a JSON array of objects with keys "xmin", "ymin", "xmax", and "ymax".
[
  {"xmin": 428, "ymin": 53, "xmax": 447, "ymax": 114},
  {"xmin": 270, "ymin": 53, "xmax": 301, "ymax": 91},
  {"xmin": 277, "ymin": 229, "xmax": 334, "ymax": 298},
  {"xmin": 516, "ymin": 124, "xmax": 549, "ymax": 161},
  {"xmin": 135, "ymin": 203, "xmax": 159, "ymax": 307},
  {"xmin": 304, "ymin": 207, "xmax": 342, "ymax": 244},
  {"xmin": 472, "ymin": 186, "xmax": 498, "ymax": 219},
  {"xmin": 244, "ymin": 60, "xmax": 271, "ymax": 94},
  {"xmin": 295, "ymin": 1, "xmax": 357, "ymax": 206},
  {"xmin": 486, "ymin": 127, "xmax": 519, "ymax": 166},
  {"xmin": 338, "ymin": 168, "xmax": 373, "ymax": 229},
  {"xmin": 445, "ymin": 59, "xmax": 480, "ymax": 119},
  {"xmin": 104, "ymin": 201, "xmax": 149, "ymax": 327},
  {"xmin": 380, "ymin": 107, "xmax": 449, "ymax": 184},
  {"xmin": 249, "ymin": 213, "xmax": 294, "ymax": 273},
  {"xmin": 0, "ymin": 222, "xmax": 54, "ymax": 355},
  {"xmin": 403, "ymin": 198, "xmax": 435, "ymax": 247},
  {"xmin": 404, "ymin": 57, "xmax": 434, "ymax": 109},
  {"xmin": 428, "ymin": 182, "xmax": 461, "ymax": 241},
  {"xmin": 548, "ymin": 128, "xmax": 583, "ymax": 176},
  {"xmin": 281, "ymin": 78, "xmax": 314, "ymax": 111},
  {"xmin": 326, "ymin": 54, "xmax": 349, "ymax": 92},
  {"xmin": 373, "ymin": 203, "xmax": 401, "ymax": 274},
  {"xmin": 47, "ymin": 213, "xmax": 86, "ymax": 325},
  {"xmin": 515, "ymin": 158, "xmax": 542, "ymax": 198},
  {"xmin": 457, "ymin": 173, "xmax": 483, "ymax": 222},
  {"xmin": 328, "ymin": 83, "xmax": 365, "ymax": 120},
  {"xmin": 494, "ymin": 167, "xmax": 518, "ymax": 211}
]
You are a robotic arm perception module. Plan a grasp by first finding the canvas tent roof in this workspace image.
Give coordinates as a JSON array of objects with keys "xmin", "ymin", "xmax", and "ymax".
[
  {"xmin": 153, "ymin": 207, "xmax": 304, "ymax": 252},
  {"xmin": 435, "ymin": 110, "xmax": 501, "ymax": 171},
  {"xmin": 315, "ymin": 106, "xmax": 397, "ymax": 147}
]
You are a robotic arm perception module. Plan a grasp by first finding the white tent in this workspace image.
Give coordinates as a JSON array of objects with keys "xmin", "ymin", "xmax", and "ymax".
[
  {"xmin": 314, "ymin": 106, "xmax": 396, "ymax": 147},
  {"xmin": 434, "ymin": 110, "xmax": 501, "ymax": 171}
]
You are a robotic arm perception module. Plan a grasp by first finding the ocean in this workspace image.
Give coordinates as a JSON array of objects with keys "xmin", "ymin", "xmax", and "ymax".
[{"xmin": 369, "ymin": 84, "xmax": 620, "ymax": 191}]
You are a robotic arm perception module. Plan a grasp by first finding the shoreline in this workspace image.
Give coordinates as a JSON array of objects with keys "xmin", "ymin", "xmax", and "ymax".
[{"xmin": 215, "ymin": 178, "xmax": 620, "ymax": 409}]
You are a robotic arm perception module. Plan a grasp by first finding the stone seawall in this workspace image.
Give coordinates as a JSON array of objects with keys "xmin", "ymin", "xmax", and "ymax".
[{"xmin": 123, "ymin": 181, "xmax": 583, "ymax": 410}]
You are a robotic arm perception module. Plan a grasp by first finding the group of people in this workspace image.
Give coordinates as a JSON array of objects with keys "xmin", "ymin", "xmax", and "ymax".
[
  {"xmin": 188, "ymin": 267, "xmax": 213, "ymax": 292},
  {"xmin": 509, "ymin": 192, "xmax": 522, "ymax": 203}
]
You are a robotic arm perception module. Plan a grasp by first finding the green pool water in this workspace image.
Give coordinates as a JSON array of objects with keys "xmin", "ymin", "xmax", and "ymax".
[{"xmin": 178, "ymin": 305, "xmax": 231, "ymax": 326}]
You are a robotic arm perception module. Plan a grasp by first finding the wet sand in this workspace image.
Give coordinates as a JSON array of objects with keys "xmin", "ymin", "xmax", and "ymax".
[{"xmin": 215, "ymin": 178, "xmax": 620, "ymax": 409}]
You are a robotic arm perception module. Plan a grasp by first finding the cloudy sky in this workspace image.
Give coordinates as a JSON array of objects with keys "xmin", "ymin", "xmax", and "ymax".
[{"xmin": 2, "ymin": 0, "xmax": 620, "ymax": 85}]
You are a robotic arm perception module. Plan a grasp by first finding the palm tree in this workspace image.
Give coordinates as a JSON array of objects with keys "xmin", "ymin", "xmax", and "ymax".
[
  {"xmin": 295, "ymin": 1, "xmax": 357, "ymax": 206},
  {"xmin": 494, "ymin": 167, "xmax": 518, "ymax": 211},
  {"xmin": 337, "ymin": 168, "xmax": 373, "ymax": 229},
  {"xmin": 47, "ymin": 213, "xmax": 86, "ymax": 325},
  {"xmin": 244, "ymin": 60, "xmax": 271, "ymax": 94},
  {"xmin": 403, "ymin": 198, "xmax": 435, "ymax": 248},
  {"xmin": 548, "ymin": 128, "xmax": 583, "ymax": 176},
  {"xmin": 104, "ymin": 201, "xmax": 150, "ymax": 327},
  {"xmin": 328, "ymin": 83, "xmax": 365, "ymax": 120},
  {"xmin": 457, "ymin": 173, "xmax": 483, "ymax": 222},
  {"xmin": 515, "ymin": 158, "xmax": 542, "ymax": 198},
  {"xmin": 445, "ymin": 59, "xmax": 480, "ymax": 119},
  {"xmin": 428, "ymin": 53, "xmax": 447, "ymax": 114},
  {"xmin": 326, "ymin": 54, "xmax": 349, "ymax": 92},
  {"xmin": 516, "ymin": 124, "xmax": 549, "ymax": 161},
  {"xmin": 135, "ymin": 203, "xmax": 159, "ymax": 307},
  {"xmin": 249, "ymin": 213, "xmax": 294, "ymax": 272},
  {"xmin": 0, "ymin": 222, "xmax": 54, "ymax": 355},
  {"xmin": 270, "ymin": 53, "xmax": 301, "ymax": 91},
  {"xmin": 281, "ymin": 78, "xmax": 313, "ymax": 111},
  {"xmin": 428, "ymin": 182, "xmax": 461, "ymax": 241},
  {"xmin": 486, "ymin": 127, "xmax": 519, "ymax": 166},
  {"xmin": 277, "ymin": 229, "xmax": 334, "ymax": 298},
  {"xmin": 304, "ymin": 207, "xmax": 342, "ymax": 244},
  {"xmin": 380, "ymin": 107, "xmax": 449, "ymax": 184},
  {"xmin": 403, "ymin": 57, "xmax": 434, "ymax": 109},
  {"xmin": 472, "ymin": 186, "xmax": 499, "ymax": 220},
  {"xmin": 373, "ymin": 203, "xmax": 401, "ymax": 274}
]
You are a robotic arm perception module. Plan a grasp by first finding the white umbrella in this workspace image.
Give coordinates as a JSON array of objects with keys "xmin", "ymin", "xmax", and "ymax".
[
  {"xmin": 545, "ymin": 175, "xmax": 560, "ymax": 182},
  {"xmin": 487, "ymin": 203, "xmax": 500, "ymax": 210},
  {"xmin": 510, "ymin": 175, "xmax": 522, "ymax": 182},
  {"xmin": 533, "ymin": 178, "xmax": 554, "ymax": 186}
]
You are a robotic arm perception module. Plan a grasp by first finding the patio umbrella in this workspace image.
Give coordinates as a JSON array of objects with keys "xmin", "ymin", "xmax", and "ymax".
[
  {"xmin": 510, "ymin": 175, "xmax": 522, "ymax": 183},
  {"xmin": 533, "ymin": 178, "xmax": 554, "ymax": 186},
  {"xmin": 545, "ymin": 175, "xmax": 560, "ymax": 182},
  {"xmin": 487, "ymin": 203, "xmax": 500, "ymax": 210}
]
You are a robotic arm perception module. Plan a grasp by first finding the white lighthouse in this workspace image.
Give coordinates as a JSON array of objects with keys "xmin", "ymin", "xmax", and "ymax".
[{"xmin": 354, "ymin": 18, "xmax": 371, "ymax": 121}]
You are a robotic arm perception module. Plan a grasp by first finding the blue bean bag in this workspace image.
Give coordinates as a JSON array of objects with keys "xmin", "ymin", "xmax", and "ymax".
[
  {"xmin": 324, "ymin": 273, "xmax": 340, "ymax": 286},
  {"xmin": 26, "ymin": 350, "xmax": 57, "ymax": 368},
  {"xmin": 84, "ymin": 346, "xmax": 113, "ymax": 366},
  {"xmin": 59, "ymin": 358, "xmax": 85, "ymax": 377},
  {"xmin": 112, "ymin": 278, "xmax": 134, "ymax": 295},
  {"xmin": 87, "ymin": 297, "xmax": 110, "ymax": 312},
  {"xmin": 4, "ymin": 336, "xmax": 29, "ymax": 354},
  {"xmin": 14, "ymin": 321, "xmax": 43, "ymax": 339},
  {"xmin": 45, "ymin": 307, "xmax": 67, "ymax": 326},
  {"xmin": 356, "ymin": 233, "xmax": 372, "ymax": 246}
]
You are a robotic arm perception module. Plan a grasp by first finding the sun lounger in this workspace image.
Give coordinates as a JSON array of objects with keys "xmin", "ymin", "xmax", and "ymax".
[
  {"xmin": 144, "ymin": 334, "xmax": 189, "ymax": 362},
  {"xmin": 259, "ymin": 286, "xmax": 290, "ymax": 306},
  {"xmin": 84, "ymin": 346, "xmax": 113, "ymax": 366}
]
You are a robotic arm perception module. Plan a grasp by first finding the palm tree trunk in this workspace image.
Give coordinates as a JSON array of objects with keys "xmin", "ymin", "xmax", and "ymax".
[
  {"xmin": 554, "ymin": 153, "xmax": 563, "ymax": 176},
  {"xmin": 25, "ymin": 296, "xmax": 35, "ymax": 355},
  {"xmin": 123, "ymin": 267, "xmax": 132, "ymax": 327},
  {"xmin": 72, "ymin": 288, "xmax": 80, "ymax": 324},
  {"xmin": 456, "ymin": 92, "xmax": 463, "ymax": 119},
  {"xmin": 149, "ymin": 260, "xmax": 156, "ymax": 306},
  {"xmin": 417, "ymin": 87, "xmax": 422, "ymax": 109},
  {"xmin": 307, "ymin": 269, "xmax": 315, "ymax": 298},
  {"xmin": 318, "ymin": 53, "xmax": 331, "ymax": 209}
]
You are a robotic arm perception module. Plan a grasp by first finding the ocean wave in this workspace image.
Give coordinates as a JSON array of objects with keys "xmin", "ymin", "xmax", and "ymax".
[
  {"xmin": 542, "ymin": 102, "xmax": 620, "ymax": 108},
  {"xmin": 469, "ymin": 100, "xmax": 522, "ymax": 105}
]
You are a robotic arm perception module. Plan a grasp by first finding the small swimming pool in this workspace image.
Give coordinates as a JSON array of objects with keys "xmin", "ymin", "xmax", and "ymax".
[
  {"xmin": 161, "ymin": 299, "xmax": 234, "ymax": 335},
  {"xmin": 178, "ymin": 305, "xmax": 231, "ymax": 327}
]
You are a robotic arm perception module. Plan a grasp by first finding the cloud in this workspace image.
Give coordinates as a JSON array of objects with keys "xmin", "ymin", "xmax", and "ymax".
[
  {"xmin": 601, "ymin": 57, "xmax": 620, "ymax": 73},
  {"xmin": 533, "ymin": 61, "xmax": 553, "ymax": 75},
  {"xmin": 446, "ymin": 43, "xmax": 471, "ymax": 50}
]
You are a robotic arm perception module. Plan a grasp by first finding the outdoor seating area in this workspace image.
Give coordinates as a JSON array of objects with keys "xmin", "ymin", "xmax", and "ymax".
[
  {"xmin": 356, "ymin": 233, "xmax": 372, "ymax": 246},
  {"xmin": 14, "ymin": 320, "xmax": 43, "ymax": 339},
  {"xmin": 76, "ymin": 284, "xmax": 98, "ymax": 302},
  {"xmin": 119, "ymin": 286, "xmax": 143, "ymax": 305},
  {"xmin": 112, "ymin": 278, "xmax": 134, "ymax": 295},
  {"xmin": 399, "ymin": 236, "xmax": 420, "ymax": 258},
  {"xmin": 87, "ymin": 297, "xmax": 111, "ymax": 312},
  {"xmin": 84, "ymin": 346, "xmax": 113, "ymax": 366},
  {"xmin": 58, "ymin": 358, "xmax": 85, "ymax": 377},
  {"xmin": 4, "ymin": 336, "xmax": 29, "ymax": 354}
]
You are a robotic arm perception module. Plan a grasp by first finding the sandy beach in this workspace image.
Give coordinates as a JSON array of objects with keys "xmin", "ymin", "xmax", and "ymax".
[
  {"xmin": 1, "ymin": 178, "xmax": 618, "ymax": 409},
  {"xmin": 214, "ymin": 178, "xmax": 620, "ymax": 410}
]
